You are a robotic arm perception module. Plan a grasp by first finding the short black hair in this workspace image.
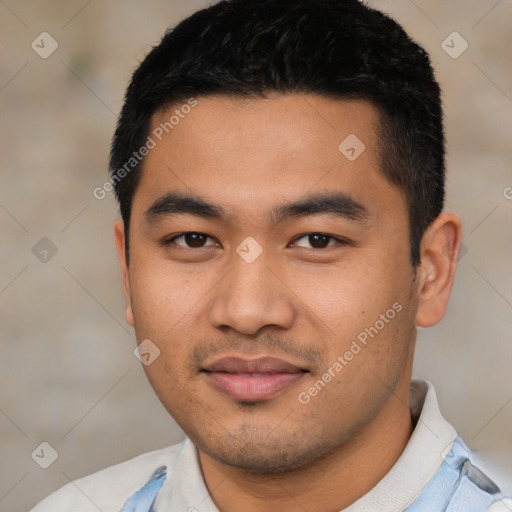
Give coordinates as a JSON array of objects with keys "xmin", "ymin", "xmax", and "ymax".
[{"xmin": 109, "ymin": 0, "xmax": 445, "ymax": 266}]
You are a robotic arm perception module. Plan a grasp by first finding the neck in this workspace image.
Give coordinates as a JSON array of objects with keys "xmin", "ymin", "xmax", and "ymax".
[{"xmin": 199, "ymin": 377, "xmax": 414, "ymax": 512}]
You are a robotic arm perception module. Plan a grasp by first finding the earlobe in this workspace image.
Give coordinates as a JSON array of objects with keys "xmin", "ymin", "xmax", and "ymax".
[
  {"xmin": 125, "ymin": 302, "xmax": 134, "ymax": 327},
  {"xmin": 415, "ymin": 212, "xmax": 463, "ymax": 328},
  {"xmin": 113, "ymin": 218, "xmax": 134, "ymax": 327}
]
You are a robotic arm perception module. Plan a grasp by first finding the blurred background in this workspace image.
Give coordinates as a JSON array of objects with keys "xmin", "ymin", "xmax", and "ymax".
[{"xmin": 0, "ymin": 1, "xmax": 511, "ymax": 510}]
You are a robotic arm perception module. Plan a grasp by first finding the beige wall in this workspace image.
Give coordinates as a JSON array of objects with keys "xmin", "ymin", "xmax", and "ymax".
[{"xmin": 0, "ymin": 1, "xmax": 511, "ymax": 510}]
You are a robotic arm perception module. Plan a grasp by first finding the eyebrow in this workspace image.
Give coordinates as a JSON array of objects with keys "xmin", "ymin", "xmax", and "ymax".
[{"xmin": 144, "ymin": 190, "xmax": 369, "ymax": 226}]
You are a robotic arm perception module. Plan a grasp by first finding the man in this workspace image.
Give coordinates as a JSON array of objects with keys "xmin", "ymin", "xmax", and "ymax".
[{"xmin": 31, "ymin": 0, "xmax": 510, "ymax": 510}]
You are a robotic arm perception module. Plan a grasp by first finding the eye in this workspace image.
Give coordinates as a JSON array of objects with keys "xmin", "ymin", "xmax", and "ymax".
[
  {"xmin": 293, "ymin": 233, "xmax": 345, "ymax": 249},
  {"xmin": 166, "ymin": 232, "xmax": 219, "ymax": 249}
]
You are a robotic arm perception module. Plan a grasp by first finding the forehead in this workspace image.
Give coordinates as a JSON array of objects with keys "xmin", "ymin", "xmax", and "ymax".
[{"xmin": 133, "ymin": 94, "xmax": 405, "ymax": 226}]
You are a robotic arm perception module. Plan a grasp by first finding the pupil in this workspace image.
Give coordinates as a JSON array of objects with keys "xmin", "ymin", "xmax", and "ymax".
[
  {"xmin": 186, "ymin": 233, "xmax": 206, "ymax": 247},
  {"xmin": 310, "ymin": 234, "xmax": 328, "ymax": 248}
]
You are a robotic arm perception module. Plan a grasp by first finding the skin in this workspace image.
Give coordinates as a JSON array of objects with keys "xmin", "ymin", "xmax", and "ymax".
[{"xmin": 114, "ymin": 94, "xmax": 462, "ymax": 512}]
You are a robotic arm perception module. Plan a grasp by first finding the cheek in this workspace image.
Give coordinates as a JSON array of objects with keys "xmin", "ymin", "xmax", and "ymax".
[
  {"xmin": 297, "ymin": 256, "xmax": 413, "ymax": 388},
  {"xmin": 129, "ymin": 255, "xmax": 203, "ymax": 335},
  {"xmin": 297, "ymin": 257, "xmax": 404, "ymax": 335},
  {"xmin": 128, "ymin": 274, "xmax": 193, "ymax": 399}
]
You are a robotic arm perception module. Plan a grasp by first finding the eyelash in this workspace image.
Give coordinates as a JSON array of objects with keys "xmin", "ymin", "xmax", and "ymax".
[{"xmin": 163, "ymin": 232, "xmax": 348, "ymax": 250}]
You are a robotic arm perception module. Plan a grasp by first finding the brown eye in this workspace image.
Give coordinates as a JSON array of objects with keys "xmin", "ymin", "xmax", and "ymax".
[
  {"xmin": 168, "ymin": 232, "xmax": 217, "ymax": 248},
  {"xmin": 294, "ymin": 233, "xmax": 338, "ymax": 249}
]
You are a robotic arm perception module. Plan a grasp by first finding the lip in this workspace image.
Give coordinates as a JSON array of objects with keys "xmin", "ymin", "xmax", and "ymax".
[{"xmin": 202, "ymin": 356, "xmax": 308, "ymax": 402}]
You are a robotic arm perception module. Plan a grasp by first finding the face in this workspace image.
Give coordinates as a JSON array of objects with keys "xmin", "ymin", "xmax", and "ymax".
[{"xmin": 116, "ymin": 94, "xmax": 421, "ymax": 473}]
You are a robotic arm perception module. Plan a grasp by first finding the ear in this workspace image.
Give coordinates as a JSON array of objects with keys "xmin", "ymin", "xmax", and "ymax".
[
  {"xmin": 415, "ymin": 212, "xmax": 463, "ymax": 328},
  {"xmin": 114, "ymin": 218, "xmax": 134, "ymax": 327}
]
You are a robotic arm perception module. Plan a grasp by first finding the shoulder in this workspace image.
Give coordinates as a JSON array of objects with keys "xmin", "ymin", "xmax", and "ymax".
[{"xmin": 29, "ymin": 441, "xmax": 186, "ymax": 512}]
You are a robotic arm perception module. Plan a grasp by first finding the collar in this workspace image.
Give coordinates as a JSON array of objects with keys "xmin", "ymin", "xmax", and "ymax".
[{"xmin": 344, "ymin": 379, "xmax": 458, "ymax": 511}]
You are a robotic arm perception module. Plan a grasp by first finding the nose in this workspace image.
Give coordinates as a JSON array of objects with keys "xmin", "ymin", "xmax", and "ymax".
[{"xmin": 208, "ymin": 245, "xmax": 296, "ymax": 336}]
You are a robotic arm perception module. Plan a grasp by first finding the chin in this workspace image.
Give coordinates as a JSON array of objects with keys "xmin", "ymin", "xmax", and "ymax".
[{"xmin": 191, "ymin": 423, "xmax": 339, "ymax": 474}]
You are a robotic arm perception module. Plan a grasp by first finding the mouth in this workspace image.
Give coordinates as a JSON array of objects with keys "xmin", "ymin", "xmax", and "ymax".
[{"xmin": 201, "ymin": 356, "xmax": 309, "ymax": 402}]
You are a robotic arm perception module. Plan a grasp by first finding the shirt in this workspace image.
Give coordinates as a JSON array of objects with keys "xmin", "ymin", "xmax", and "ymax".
[{"xmin": 30, "ymin": 379, "xmax": 511, "ymax": 512}]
